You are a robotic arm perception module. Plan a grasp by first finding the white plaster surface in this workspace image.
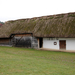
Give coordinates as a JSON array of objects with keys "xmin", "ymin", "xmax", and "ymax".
[{"xmin": 43, "ymin": 38, "xmax": 75, "ymax": 50}]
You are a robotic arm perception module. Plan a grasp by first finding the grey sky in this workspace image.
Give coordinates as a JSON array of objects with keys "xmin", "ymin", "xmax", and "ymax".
[{"xmin": 0, "ymin": 0, "xmax": 75, "ymax": 22}]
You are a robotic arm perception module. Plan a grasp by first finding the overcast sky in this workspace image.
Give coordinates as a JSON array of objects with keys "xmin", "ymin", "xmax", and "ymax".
[{"xmin": 0, "ymin": 0, "xmax": 75, "ymax": 22}]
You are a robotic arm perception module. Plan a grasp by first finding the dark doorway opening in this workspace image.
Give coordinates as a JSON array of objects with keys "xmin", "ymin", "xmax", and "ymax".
[
  {"xmin": 39, "ymin": 38, "xmax": 43, "ymax": 48},
  {"xmin": 59, "ymin": 40, "xmax": 66, "ymax": 50}
]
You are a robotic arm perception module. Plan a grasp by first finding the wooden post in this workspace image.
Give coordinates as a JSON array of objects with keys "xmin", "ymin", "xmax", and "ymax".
[
  {"xmin": 38, "ymin": 38, "xmax": 39, "ymax": 48},
  {"xmin": 31, "ymin": 33, "xmax": 33, "ymax": 48},
  {"xmin": 31, "ymin": 37, "xmax": 32, "ymax": 48}
]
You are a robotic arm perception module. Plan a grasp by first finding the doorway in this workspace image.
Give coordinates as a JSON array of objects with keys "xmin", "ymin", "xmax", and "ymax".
[
  {"xmin": 59, "ymin": 40, "xmax": 66, "ymax": 49},
  {"xmin": 39, "ymin": 38, "xmax": 43, "ymax": 48}
]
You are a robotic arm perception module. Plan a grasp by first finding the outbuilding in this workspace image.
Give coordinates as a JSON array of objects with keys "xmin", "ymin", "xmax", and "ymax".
[{"xmin": 0, "ymin": 12, "xmax": 75, "ymax": 51}]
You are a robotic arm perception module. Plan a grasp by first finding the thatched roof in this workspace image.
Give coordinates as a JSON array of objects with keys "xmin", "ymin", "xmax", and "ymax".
[{"xmin": 0, "ymin": 12, "xmax": 75, "ymax": 38}]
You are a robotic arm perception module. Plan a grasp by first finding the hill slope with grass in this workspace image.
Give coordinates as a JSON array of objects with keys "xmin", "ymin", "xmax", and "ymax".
[{"xmin": 0, "ymin": 46, "xmax": 75, "ymax": 75}]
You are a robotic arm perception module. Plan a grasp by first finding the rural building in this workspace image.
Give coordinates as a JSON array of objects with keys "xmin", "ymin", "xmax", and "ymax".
[{"xmin": 0, "ymin": 12, "xmax": 75, "ymax": 51}]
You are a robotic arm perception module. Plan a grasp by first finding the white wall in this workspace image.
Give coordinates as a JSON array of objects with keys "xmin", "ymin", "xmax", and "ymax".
[
  {"xmin": 59, "ymin": 38, "xmax": 75, "ymax": 50},
  {"xmin": 43, "ymin": 38, "xmax": 59, "ymax": 50},
  {"xmin": 43, "ymin": 38, "xmax": 75, "ymax": 51}
]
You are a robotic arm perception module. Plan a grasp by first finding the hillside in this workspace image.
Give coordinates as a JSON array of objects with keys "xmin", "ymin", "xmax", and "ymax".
[{"xmin": 0, "ymin": 46, "xmax": 75, "ymax": 75}]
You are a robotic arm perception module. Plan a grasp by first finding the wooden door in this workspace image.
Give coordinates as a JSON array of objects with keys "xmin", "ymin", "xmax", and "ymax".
[{"xmin": 59, "ymin": 40, "xmax": 66, "ymax": 49}]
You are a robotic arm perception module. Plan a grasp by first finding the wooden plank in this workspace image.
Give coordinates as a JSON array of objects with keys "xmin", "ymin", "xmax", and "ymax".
[
  {"xmin": 15, "ymin": 34, "xmax": 32, "ymax": 37},
  {"xmin": 0, "ymin": 39, "xmax": 10, "ymax": 43}
]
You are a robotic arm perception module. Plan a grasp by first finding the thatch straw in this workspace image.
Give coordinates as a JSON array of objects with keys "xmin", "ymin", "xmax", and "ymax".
[{"xmin": 0, "ymin": 12, "xmax": 75, "ymax": 38}]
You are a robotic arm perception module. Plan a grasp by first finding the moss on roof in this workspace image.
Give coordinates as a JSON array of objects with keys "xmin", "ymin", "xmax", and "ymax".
[{"xmin": 0, "ymin": 12, "xmax": 75, "ymax": 38}]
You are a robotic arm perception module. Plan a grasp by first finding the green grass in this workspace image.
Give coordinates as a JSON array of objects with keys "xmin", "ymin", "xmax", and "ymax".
[{"xmin": 0, "ymin": 46, "xmax": 75, "ymax": 75}]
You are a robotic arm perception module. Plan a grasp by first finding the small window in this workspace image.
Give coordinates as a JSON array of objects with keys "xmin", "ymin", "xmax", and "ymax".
[
  {"xmin": 51, "ymin": 38, "xmax": 53, "ymax": 40},
  {"xmin": 47, "ymin": 38, "xmax": 50, "ymax": 40},
  {"xmin": 54, "ymin": 42, "xmax": 57, "ymax": 45},
  {"xmin": 56, "ymin": 38, "xmax": 58, "ymax": 40}
]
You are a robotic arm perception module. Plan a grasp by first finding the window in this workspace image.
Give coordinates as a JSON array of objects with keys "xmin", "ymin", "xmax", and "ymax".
[{"xmin": 54, "ymin": 42, "xmax": 57, "ymax": 45}]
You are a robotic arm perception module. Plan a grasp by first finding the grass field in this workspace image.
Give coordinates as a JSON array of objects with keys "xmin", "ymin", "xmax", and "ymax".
[{"xmin": 0, "ymin": 46, "xmax": 75, "ymax": 75}]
